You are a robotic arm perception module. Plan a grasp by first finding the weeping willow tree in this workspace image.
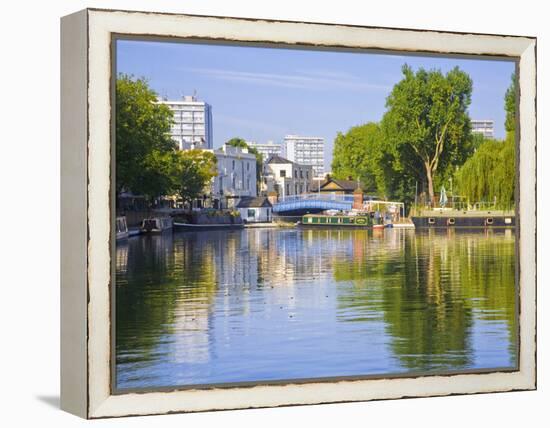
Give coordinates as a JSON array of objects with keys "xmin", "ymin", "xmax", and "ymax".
[
  {"xmin": 454, "ymin": 73, "xmax": 516, "ymax": 210},
  {"xmin": 455, "ymin": 137, "xmax": 515, "ymax": 209}
]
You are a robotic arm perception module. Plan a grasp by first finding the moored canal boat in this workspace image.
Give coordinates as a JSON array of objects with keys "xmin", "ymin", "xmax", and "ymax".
[
  {"xmin": 116, "ymin": 216, "xmax": 129, "ymax": 240},
  {"xmin": 140, "ymin": 217, "xmax": 173, "ymax": 234},
  {"xmin": 411, "ymin": 209, "xmax": 515, "ymax": 228},
  {"xmin": 300, "ymin": 214, "xmax": 373, "ymax": 227}
]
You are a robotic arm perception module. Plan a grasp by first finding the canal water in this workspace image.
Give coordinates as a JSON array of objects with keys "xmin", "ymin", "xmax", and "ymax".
[{"xmin": 115, "ymin": 228, "xmax": 517, "ymax": 390}]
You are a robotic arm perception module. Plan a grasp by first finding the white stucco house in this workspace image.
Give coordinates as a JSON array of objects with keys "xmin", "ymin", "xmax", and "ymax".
[
  {"xmin": 236, "ymin": 197, "xmax": 273, "ymax": 223},
  {"xmin": 209, "ymin": 144, "xmax": 257, "ymax": 208},
  {"xmin": 261, "ymin": 154, "xmax": 313, "ymax": 198}
]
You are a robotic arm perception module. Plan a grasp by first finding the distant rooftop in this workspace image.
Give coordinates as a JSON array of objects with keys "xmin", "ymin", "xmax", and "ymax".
[
  {"xmin": 320, "ymin": 177, "xmax": 362, "ymax": 192},
  {"xmin": 265, "ymin": 154, "xmax": 293, "ymax": 164},
  {"xmin": 284, "ymin": 135, "xmax": 324, "ymax": 140},
  {"xmin": 248, "ymin": 140, "xmax": 281, "ymax": 146},
  {"xmin": 157, "ymin": 94, "xmax": 207, "ymax": 104},
  {"xmin": 236, "ymin": 196, "xmax": 273, "ymax": 209}
]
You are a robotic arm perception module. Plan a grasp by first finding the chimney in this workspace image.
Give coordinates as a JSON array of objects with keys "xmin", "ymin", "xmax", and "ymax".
[
  {"xmin": 267, "ymin": 191, "xmax": 278, "ymax": 205},
  {"xmin": 352, "ymin": 187, "xmax": 364, "ymax": 210}
]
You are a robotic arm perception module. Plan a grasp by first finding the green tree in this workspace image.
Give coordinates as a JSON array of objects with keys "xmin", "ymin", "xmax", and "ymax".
[
  {"xmin": 504, "ymin": 72, "xmax": 517, "ymax": 135},
  {"xmin": 331, "ymin": 123, "xmax": 384, "ymax": 193},
  {"xmin": 116, "ymin": 74, "xmax": 177, "ymax": 200},
  {"xmin": 226, "ymin": 137, "xmax": 263, "ymax": 192},
  {"xmin": 173, "ymin": 149, "xmax": 218, "ymax": 205},
  {"xmin": 226, "ymin": 137, "xmax": 247, "ymax": 148},
  {"xmin": 454, "ymin": 73, "xmax": 517, "ymax": 210},
  {"xmin": 455, "ymin": 137, "xmax": 515, "ymax": 209},
  {"xmin": 331, "ymin": 122, "xmax": 421, "ymax": 206},
  {"xmin": 381, "ymin": 65, "xmax": 474, "ymax": 205}
]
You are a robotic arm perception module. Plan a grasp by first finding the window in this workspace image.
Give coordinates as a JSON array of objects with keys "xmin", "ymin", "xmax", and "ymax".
[
  {"xmin": 300, "ymin": 170, "xmax": 303, "ymax": 179},
  {"xmin": 486, "ymin": 217, "xmax": 494, "ymax": 225},
  {"xmin": 232, "ymin": 160, "xmax": 235, "ymax": 170},
  {"xmin": 428, "ymin": 218, "xmax": 436, "ymax": 225},
  {"xmin": 306, "ymin": 171, "xmax": 309, "ymax": 179},
  {"xmin": 247, "ymin": 209, "xmax": 255, "ymax": 219},
  {"xmin": 447, "ymin": 218, "xmax": 455, "ymax": 225},
  {"xmin": 247, "ymin": 162, "xmax": 250, "ymax": 171},
  {"xmin": 280, "ymin": 170, "xmax": 286, "ymax": 178}
]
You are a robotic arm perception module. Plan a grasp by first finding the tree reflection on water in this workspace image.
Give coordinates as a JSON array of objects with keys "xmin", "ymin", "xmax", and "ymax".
[{"xmin": 115, "ymin": 228, "xmax": 516, "ymax": 389}]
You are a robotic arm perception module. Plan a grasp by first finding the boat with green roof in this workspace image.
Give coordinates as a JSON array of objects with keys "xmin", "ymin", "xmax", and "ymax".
[{"xmin": 300, "ymin": 213, "xmax": 373, "ymax": 227}]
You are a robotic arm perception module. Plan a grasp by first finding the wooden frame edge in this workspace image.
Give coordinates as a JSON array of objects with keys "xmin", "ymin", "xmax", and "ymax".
[
  {"xmin": 58, "ymin": 8, "xmax": 537, "ymax": 419},
  {"xmin": 60, "ymin": 9, "xmax": 89, "ymax": 419}
]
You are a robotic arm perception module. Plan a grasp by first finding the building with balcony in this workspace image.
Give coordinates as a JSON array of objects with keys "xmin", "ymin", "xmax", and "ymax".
[
  {"xmin": 471, "ymin": 119, "xmax": 495, "ymax": 139},
  {"xmin": 283, "ymin": 135, "xmax": 325, "ymax": 178},
  {"xmin": 156, "ymin": 95, "xmax": 213, "ymax": 150},
  {"xmin": 247, "ymin": 140, "xmax": 282, "ymax": 161}
]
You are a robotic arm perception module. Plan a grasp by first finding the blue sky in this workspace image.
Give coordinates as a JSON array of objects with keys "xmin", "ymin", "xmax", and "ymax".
[{"xmin": 117, "ymin": 40, "xmax": 515, "ymax": 170}]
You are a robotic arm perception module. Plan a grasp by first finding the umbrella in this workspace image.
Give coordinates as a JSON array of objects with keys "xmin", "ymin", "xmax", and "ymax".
[{"xmin": 439, "ymin": 186, "xmax": 448, "ymax": 208}]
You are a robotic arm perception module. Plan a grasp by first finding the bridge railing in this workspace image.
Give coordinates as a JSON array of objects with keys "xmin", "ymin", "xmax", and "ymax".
[{"xmin": 272, "ymin": 193, "xmax": 354, "ymax": 213}]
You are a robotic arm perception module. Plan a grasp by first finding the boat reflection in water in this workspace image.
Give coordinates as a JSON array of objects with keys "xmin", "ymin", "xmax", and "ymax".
[{"xmin": 115, "ymin": 228, "xmax": 517, "ymax": 390}]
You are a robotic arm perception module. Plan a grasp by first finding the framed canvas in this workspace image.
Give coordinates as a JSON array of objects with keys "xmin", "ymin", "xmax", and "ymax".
[{"xmin": 60, "ymin": 8, "xmax": 537, "ymax": 419}]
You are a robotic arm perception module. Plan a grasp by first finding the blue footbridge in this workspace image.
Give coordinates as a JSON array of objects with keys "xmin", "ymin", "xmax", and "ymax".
[{"xmin": 273, "ymin": 193, "xmax": 354, "ymax": 216}]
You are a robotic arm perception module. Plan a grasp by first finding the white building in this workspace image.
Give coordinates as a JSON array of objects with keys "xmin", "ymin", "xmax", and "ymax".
[
  {"xmin": 157, "ymin": 95, "xmax": 213, "ymax": 150},
  {"xmin": 471, "ymin": 119, "xmax": 495, "ymax": 139},
  {"xmin": 236, "ymin": 197, "xmax": 273, "ymax": 223},
  {"xmin": 283, "ymin": 135, "xmax": 325, "ymax": 178},
  {"xmin": 211, "ymin": 144, "xmax": 257, "ymax": 208},
  {"xmin": 263, "ymin": 155, "xmax": 313, "ymax": 198},
  {"xmin": 247, "ymin": 140, "xmax": 282, "ymax": 160}
]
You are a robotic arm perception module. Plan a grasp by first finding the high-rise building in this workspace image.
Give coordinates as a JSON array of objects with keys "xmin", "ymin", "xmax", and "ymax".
[
  {"xmin": 471, "ymin": 119, "xmax": 495, "ymax": 139},
  {"xmin": 247, "ymin": 140, "xmax": 282, "ymax": 160},
  {"xmin": 283, "ymin": 135, "xmax": 325, "ymax": 178},
  {"xmin": 156, "ymin": 95, "xmax": 213, "ymax": 150}
]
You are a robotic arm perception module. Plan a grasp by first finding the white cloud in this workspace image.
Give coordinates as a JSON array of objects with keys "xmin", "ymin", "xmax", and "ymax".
[{"xmin": 177, "ymin": 67, "xmax": 391, "ymax": 92}]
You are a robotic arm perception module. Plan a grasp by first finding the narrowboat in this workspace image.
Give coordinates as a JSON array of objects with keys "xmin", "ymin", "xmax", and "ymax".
[
  {"xmin": 140, "ymin": 217, "xmax": 173, "ymax": 234},
  {"xmin": 300, "ymin": 214, "xmax": 373, "ymax": 227},
  {"xmin": 116, "ymin": 216, "xmax": 129, "ymax": 240},
  {"xmin": 411, "ymin": 209, "xmax": 515, "ymax": 228}
]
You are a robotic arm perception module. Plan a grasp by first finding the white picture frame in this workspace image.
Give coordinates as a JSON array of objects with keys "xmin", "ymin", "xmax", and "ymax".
[{"xmin": 60, "ymin": 8, "xmax": 537, "ymax": 419}]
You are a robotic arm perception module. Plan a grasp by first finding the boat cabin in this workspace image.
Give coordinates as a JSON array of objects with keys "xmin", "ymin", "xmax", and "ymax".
[
  {"xmin": 140, "ymin": 217, "xmax": 173, "ymax": 233},
  {"xmin": 116, "ymin": 216, "xmax": 129, "ymax": 240}
]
